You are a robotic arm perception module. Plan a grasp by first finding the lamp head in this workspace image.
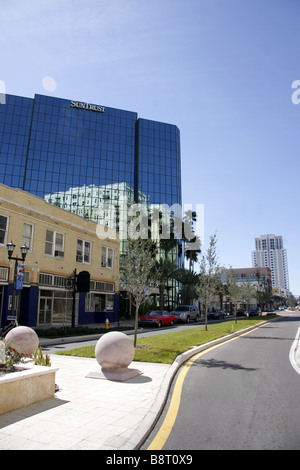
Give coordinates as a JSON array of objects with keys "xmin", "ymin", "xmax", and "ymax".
[
  {"xmin": 20, "ymin": 245, "xmax": 29, "ymax": 261},
  {"xmin": 7, "ymin": 242, "xmax": 16, "ymax": 259}
]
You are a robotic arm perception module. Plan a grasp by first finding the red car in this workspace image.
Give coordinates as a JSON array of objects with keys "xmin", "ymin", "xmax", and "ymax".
[{"xmin": 138, "ymin": 310, "xmax": 178, "ymax": 328}]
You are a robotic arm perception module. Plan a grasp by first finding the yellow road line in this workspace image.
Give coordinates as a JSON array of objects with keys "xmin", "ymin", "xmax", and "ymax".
[{"xmin": 147, "ymin": 324, "xmax": 265, "ymax": 450}]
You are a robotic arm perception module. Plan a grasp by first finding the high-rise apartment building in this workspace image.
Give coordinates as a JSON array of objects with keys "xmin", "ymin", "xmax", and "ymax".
[{"xmin": 252, "ymin": 234, "xmax": 290, "ymax": 296}]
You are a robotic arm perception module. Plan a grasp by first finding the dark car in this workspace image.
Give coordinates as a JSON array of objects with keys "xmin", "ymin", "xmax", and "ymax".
[
  {"xmin": 248, "ymin": 307, "xmax": 260, "ymax": 316},
  {"xmin": 236, "ymin": 308, "xmax": 246, "ymax": 316},
  {"xmin": 208, "ymin": 310, "xmax": 226, "ymax": 320},
  {"xmin": 263, "ymin": 307, "xmax": 275, "ymax": 313}
]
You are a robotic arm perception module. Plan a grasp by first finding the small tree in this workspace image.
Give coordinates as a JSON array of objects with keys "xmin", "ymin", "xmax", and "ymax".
[
  {"xmin": 240, "ymin": 276, "xmax": 257, "ymax": 313},
  {"xmin": 287, "ymin": 294, "xmax": 296, "ymax": 308},
  {"xmin": 226, "ymin": 269, "xmax": 242, "ymax": 323},
  {"xmin": 119, "ymin": 238, "xmax": 157, "ymax": 347},
  {"xmin": 255, "ymin": 270, "xmax": 271, "ymax": 311},
  {"xmin": 198, "ymin": 234, "xmax": 219, "ymax": 331}
]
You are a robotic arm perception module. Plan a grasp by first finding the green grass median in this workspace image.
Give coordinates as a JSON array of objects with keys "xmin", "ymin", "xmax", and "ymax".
[{"xmin": 56, "ymin": 316, "xmax": 277, "ymax": 364}]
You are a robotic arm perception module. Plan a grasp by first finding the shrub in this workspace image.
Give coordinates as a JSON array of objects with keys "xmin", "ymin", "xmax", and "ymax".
[
  {"xmin": 32, "ymin": 346, "xmax": 51, "ymax": 367},
  {"xmin": 0, "ymin": 341, "xmax": 26, "ymax": 372}
]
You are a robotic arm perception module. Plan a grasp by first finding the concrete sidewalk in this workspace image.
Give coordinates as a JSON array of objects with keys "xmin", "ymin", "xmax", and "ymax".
[
  {"xmin": 0, "ymin": 321, "xmax": 178, "ymax": 450},
  {"xmin": 0, "ymin": 355, "xmax": 172, "ymax": 450}
]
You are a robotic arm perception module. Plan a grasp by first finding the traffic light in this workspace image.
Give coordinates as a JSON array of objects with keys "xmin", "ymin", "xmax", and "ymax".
[{"xmin": 76, "ymin": 270, "xmax": 90, "ymax": 293}]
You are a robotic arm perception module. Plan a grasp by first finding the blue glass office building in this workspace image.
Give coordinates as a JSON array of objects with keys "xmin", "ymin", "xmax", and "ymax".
[
  {"xmin": 0, "ymin": 93, "xmax": 182, "ymax": 326},
  {"xmin": 0, "ymin": 93, "xmax": 181, "ymax": 210}
]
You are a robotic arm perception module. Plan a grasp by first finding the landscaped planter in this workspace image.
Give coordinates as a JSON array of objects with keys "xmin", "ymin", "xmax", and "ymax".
[{"xmin": 0, "ymin": 363, "xmax": 58, "ymax": 415}]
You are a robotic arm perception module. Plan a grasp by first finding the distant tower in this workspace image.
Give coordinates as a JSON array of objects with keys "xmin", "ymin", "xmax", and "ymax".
[{"xmin": 252, "ymin": 234, "xmax": 290, "ymax": 295}]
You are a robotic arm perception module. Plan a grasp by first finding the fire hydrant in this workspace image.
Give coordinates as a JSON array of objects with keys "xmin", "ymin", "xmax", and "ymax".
[{"xmin": 105, "ymin": 318, "xmax": 110, "ymax": 329}]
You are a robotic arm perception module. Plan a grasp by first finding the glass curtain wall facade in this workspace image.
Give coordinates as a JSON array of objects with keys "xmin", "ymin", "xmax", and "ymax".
[
  {"xmin": 0, "ymin": 93, "xmax": 182, "ymax": 311},
  {"xmin": 136, "ymin": 118, "xmax": 181, "ymax": 207},
  {"xmin": 0, "ymin": 93, "xmax": 181, "ymax": 210}
]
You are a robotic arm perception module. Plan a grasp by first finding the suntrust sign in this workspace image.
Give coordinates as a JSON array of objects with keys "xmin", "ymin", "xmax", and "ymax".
[{"xmin": 70, "ymin": 100, "xmax": 105, "ymax": 113}]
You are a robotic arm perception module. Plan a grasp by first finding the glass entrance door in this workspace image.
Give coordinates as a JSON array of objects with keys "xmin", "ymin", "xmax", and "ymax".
[{"xmin": 38, "ymin": 293, "xmax": 53, "ymax": 325}]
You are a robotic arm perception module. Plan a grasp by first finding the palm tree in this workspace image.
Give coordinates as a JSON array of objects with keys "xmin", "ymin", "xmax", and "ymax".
[
  {"xmin": 157, "ymin": 218, "xmax": 181, "ymax": 309},
  {"xmin": 185, "ymin": 234, "xmax": 201, "ymax": 272},
  {"xmin": 154, "ymin": 258, "xmax": 178, "ymax": 310},
  {"xmin": 159, "ymin": 229, "xmax": 178, "ymax": 260},
  {"xmin": 173, "ymin": 268, "xmax": 200, "ymax": 305},
  {"xmin": 182, "ymin": 210, "xmax": 201, "ymax": 271}
]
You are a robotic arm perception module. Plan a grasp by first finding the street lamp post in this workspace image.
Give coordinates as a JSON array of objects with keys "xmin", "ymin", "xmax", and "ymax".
[
  {"xmin": 7, "ymin": 242, "xmax": 29, "ymax": 323},
  {"xmin": 66, "ymin": 269, "xmax": 90, "ymax": 328}
]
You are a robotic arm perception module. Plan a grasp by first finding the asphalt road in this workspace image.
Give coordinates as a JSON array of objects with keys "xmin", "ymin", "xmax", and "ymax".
[{"xmin": 143, "ymin": 313, "xmax": 300, "ymax": 450}]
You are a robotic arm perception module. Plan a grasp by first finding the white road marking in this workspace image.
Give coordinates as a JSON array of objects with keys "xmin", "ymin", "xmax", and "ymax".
[{"xmin": 289, "ymin": 327, "xmax": 300, "ymax": 375}]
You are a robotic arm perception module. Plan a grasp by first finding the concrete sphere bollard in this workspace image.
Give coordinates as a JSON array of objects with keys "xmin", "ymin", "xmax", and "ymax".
[
  {"xmin": 5, "ymin": 326, "xmax": 39, "ymax": 356},
  {"xmin": 95, "ymin": 331, "xmax": 134, "ymax": 370}
]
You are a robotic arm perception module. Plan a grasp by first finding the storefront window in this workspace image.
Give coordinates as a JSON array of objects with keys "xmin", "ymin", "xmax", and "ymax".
[
  {"xmin": 38, "ymin": 289, "xmax": 73, "ymax": 325},
  {"xmin": 85, "ymin": 292, "xmax": 114, "ymax": 312}
]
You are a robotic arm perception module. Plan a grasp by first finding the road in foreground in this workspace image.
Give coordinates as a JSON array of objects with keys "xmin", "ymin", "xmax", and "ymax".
[{"xmin": 143, "ymin": 313, "xmax": 300, "ymax": 450}]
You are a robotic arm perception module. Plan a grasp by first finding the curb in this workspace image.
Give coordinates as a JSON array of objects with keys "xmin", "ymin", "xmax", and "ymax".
[{"xmin": 39, "ymin": 328, "xmax": 139, "ymax": 347}]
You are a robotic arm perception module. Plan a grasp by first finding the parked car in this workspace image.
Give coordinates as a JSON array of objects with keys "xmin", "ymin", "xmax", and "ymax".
[
  {"xmin": 278, "ymin": 306, "xmax": 286, "ymax": 311},
  {"xmin": 248, "ymin": 307, "xmax": 261, "ymax": 316},
  {"xmin": 236, "ymin": 308, "xmax": 246, "ymax": 316},
  {"xmin": 138, "ymin": 310, "xmax": 178, "ymax": 328},
  {"xmin": 208, "ymin": 310, "xmax": 226, "ymax": 320},
  {"xmin": 263, "ymin": 307, "xmax": 275, "ymax": 313},
  {"xmin": 171, "ymin": 305, "xmax": 200, "ymax": 323}
]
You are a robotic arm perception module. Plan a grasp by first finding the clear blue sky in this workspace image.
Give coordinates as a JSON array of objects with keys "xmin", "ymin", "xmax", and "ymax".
[{"xmin": 1, "ymin": 0, "xmax": 299, "ymax": 293}]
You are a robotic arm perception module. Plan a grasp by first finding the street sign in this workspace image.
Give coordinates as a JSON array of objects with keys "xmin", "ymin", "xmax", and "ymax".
[{"xmin": 0, "ymin": 319, "xmax": 17, "ymax": 338}]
